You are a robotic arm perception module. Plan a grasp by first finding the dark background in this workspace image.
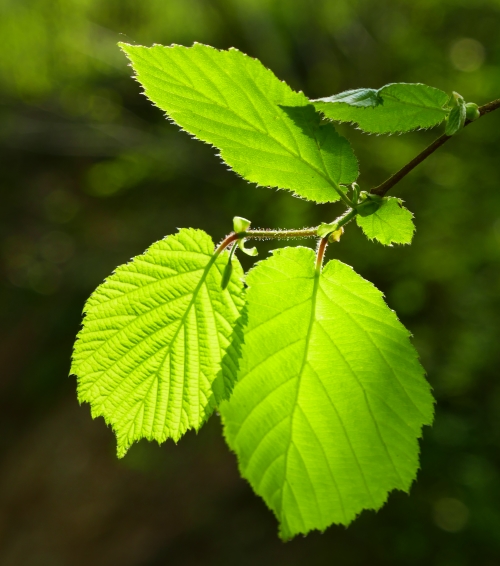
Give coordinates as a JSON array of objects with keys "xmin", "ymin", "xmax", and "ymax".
[{"xmin": 1, "ymin": 0, "xmax": 500, "ymax": 564}]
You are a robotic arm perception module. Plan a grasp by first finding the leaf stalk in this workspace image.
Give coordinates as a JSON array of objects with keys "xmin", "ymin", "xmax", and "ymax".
[{"xmin": 315, "ymin": 237, "xmax": 329, "ymax": 272}]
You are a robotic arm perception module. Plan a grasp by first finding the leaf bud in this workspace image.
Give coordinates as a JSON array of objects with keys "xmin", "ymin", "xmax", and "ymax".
[
  {"xmin": 328, "ymin": 228, "xmax": 344, "ymax": 243},
  {"xmin": 221, "ymin": 260, "xmax": 233, "ymax": 290},
  {"xmin": 233, "ymin": 216, "xmax": 251, "ymax": 233},
  {"xmin": 465, "ymin": 102, "xmax": 480, "ymax": 121}
]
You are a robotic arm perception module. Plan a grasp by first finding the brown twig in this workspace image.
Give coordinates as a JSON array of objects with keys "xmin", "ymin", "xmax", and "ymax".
[{"xmin": 370, "ymin": 98, "xmax": 500, "ymax": 197}]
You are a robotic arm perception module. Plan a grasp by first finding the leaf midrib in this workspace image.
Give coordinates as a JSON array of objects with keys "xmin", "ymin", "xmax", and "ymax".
[
  {"xmin": 317, "ymin": 91, "xmax": 448, "ymax": 116},
  {"xmin": 381, "ymin": 92, "xmax": 448, "ymax": 113},
  {"xmin": 123, "ymin": 252, "xmax": 220, "ymax": 435},
  {"xmin": 79, "ymin": 253, "xmax": 220, "ymax": 417},
  {"xmin": 279, "ymin": 269, "xmax": 320, "ymax": 525}
]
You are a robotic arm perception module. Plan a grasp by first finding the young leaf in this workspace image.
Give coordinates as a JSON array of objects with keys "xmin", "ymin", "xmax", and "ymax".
[
  {"xmin": 445, "ymin": 92, "xmax": 467, "ymax": 135},
  {"xmin": 72, "ymin": 229, "xmax": 245, "ymax": 457},
  {"xmin": 313, "ymin": 83, "xmax": 450, "ymax": 134},
  {"xmin": 221, "ymin": 247, "xmax": 434, "ymax": 540},
  {"xmin": 119, "ymin": 42, "xmax": 358, "ymax": 203},
  {"xmin": 319, "ymin": 88, "xmax": 383, "ymax": 108},
  {"xmin": 356, "ymin": 197, "xmax": 415, "ymax": 245},
  {"xmin": 233, "ymin": 216, "xmax": 258, "ymax": 256}
]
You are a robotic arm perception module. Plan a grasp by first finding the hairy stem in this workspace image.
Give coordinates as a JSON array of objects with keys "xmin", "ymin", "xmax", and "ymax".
[
  {"xmin": 371, "ymin": 98, "xmax": 500, "ymax": 197},
  {"xmin": 315, "ymin": 237, "xmax": 329, "ymax": 272},
  {"xmin": 215, "ymin": 232, "xmax": 240, "ymax": 254},
  {"xmin": 317, "ymin": 207, "xmax": 358, "ymax": 237},
  {"xmin": 240, "ymin": 227, "xmax": 318, "ymax": 240}
]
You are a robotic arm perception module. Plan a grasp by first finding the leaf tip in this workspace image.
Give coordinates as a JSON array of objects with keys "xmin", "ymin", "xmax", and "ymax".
[{"xmin": 116, "ymin": 440, "xmax": 130, "ymax": 459}]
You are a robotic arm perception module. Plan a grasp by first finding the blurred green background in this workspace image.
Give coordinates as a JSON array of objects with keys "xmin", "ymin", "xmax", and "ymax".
[{"xmin": 1, "ymin": 0, "xmax": 500, "ymax": 564}]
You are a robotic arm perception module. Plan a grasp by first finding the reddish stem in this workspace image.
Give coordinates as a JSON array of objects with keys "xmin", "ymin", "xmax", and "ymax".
[
  {"xmin": 315, "ymin": 237, "xmax": 329, "ymax": 272},
  {"xmin": 215, "ymin": 232, "xmax": 239, "ymax": 255}
]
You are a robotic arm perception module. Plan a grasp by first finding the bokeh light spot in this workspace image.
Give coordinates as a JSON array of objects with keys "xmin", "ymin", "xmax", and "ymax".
[
  {"xmin": 449, "ymin": 38, "xmax": 485, "ymax": 72},
  {"xmin": 433, "ymin": 498, "xmax": 469, "ymax": 532}
]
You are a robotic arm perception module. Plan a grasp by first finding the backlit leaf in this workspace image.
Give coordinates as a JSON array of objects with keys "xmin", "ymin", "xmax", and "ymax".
[
  {"xmin": 356, "ymin": 197, "xmax": 415, "ymax": 245},
  {"xmin": 120, "ymin": 42, "xmax": 358, "ymax": 203},
  {"xmin": 319, "ymin": 88, "xmax": 383, "ymax": 108},
  {"xmin": 221, "ymin": 247, "xmax": 434, "ymax": 539},
  {"xmin": 313, "ymin": 83, "xmax": 449, "ymax": 134},
  {"xmin": 445, "ymin": 92, "xmax": 467, "ymax": 135},
  {"xmin": 72, "ymin": 229, "xmax": 245, "ymax": 457}
]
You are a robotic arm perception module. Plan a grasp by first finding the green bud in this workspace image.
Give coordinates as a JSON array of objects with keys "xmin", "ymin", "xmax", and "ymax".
[
  {"xmin": 465, "ymin": 102, "xmax": 480, "ymax": 121},
  {"xmin": 233, "ymin": 216, "xmax": 251, "ymax": 233},
  {"xmin": 350, "ymin": 182, "xmax": 360, "ymax": 204},
  {"xmin": 449, "ymin": 91, "xmax": 465, "ymax": 107},
  {"xmin": 328, "ymin": 228, "xmax": 343, "ymax": 243},
  {"xmin": 221, "ymin": 259, "xmax": 233, "ymax": 290}
]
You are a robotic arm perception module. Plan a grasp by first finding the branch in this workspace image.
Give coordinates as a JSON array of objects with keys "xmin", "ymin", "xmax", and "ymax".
[
  {"xmin": 370, "ymin": 98, "xmax": 500, "ymax": 197},
  {"xmin": 217, "ymin": 98, "xmax": 500, "ymax": 252}
]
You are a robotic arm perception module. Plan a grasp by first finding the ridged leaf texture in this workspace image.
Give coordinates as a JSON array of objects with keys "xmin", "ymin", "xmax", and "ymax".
[
  {"xmin": 313, "ymin": 83, "xmax": 450, "ymax": 134},
  {"xmin": 72, "ymin": 229, "xmax": 245, "ymax": 457},
  {"xmin": 120, "ymin": 42, "xmax": 358, "ymax": 203},
  {"xmin": 221, "ymin": 247, "xmax": 434, "ymax": 539},
  {"xmin": 356, "ymin": 197, "xmax": 415, "ymax": 245}
]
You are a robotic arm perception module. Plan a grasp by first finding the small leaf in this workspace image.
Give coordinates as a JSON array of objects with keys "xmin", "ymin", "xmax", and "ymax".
[
  {"xmin": 323, "ymin": 88, "xmax": 383, "ymax": 108},
  {"xmin": 445, "ymin": 92, "xmax": 467, "ymax": 135},
  {"xmin": 232, "ymin": 216, "xmax": 258, "ymax": 256},
  {"xmin": 120, "ymin": 42, "xmax": 358, "ymax": 203},
  {"xmin": 356, "ymin": 197, "xmax": 415, "ymax": 245},
  {"xmin": 238, "ymin": 240, "xmax": 258, "ymax": 256},
  {"xmin": 233, "ymin": 216, "xmax": 252, "ymax": 233},
  {"xmin": 72, "ymin": 229, "xmax": 245, "ymax": 456},
  {"xmin": 313, "ymin": 83, "xmax": 450, "ymax": 134},
  {"xmin": 221, "ymin": 247, "xmax": 434, "ymax": 540}
]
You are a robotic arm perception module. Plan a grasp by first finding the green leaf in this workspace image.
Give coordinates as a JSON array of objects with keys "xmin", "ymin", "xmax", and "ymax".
[
  {"xmin": 221, "ymin": 247, "xmax": 433, "ymax": 539},
  {"xmin": 445, "ymin": 92, "xmax": 467, "ymax": 135},
  {"xmin": 320, "ymin": 88, "xmax": 383, "ymax": 108},
  {"xmin": 72, "ymin": 228, "xmax": 245, "ymax": 457},
  {"xmin": 313, "ymin": 83, "xmax": 450, "ymax": 134},
  {"xmin": 119, "ymin": 42, "xmax": 358, "ymax": 203},
  {"xmin": 356, "ymin": 197, "xmax": 415, "ymax": 245}
]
